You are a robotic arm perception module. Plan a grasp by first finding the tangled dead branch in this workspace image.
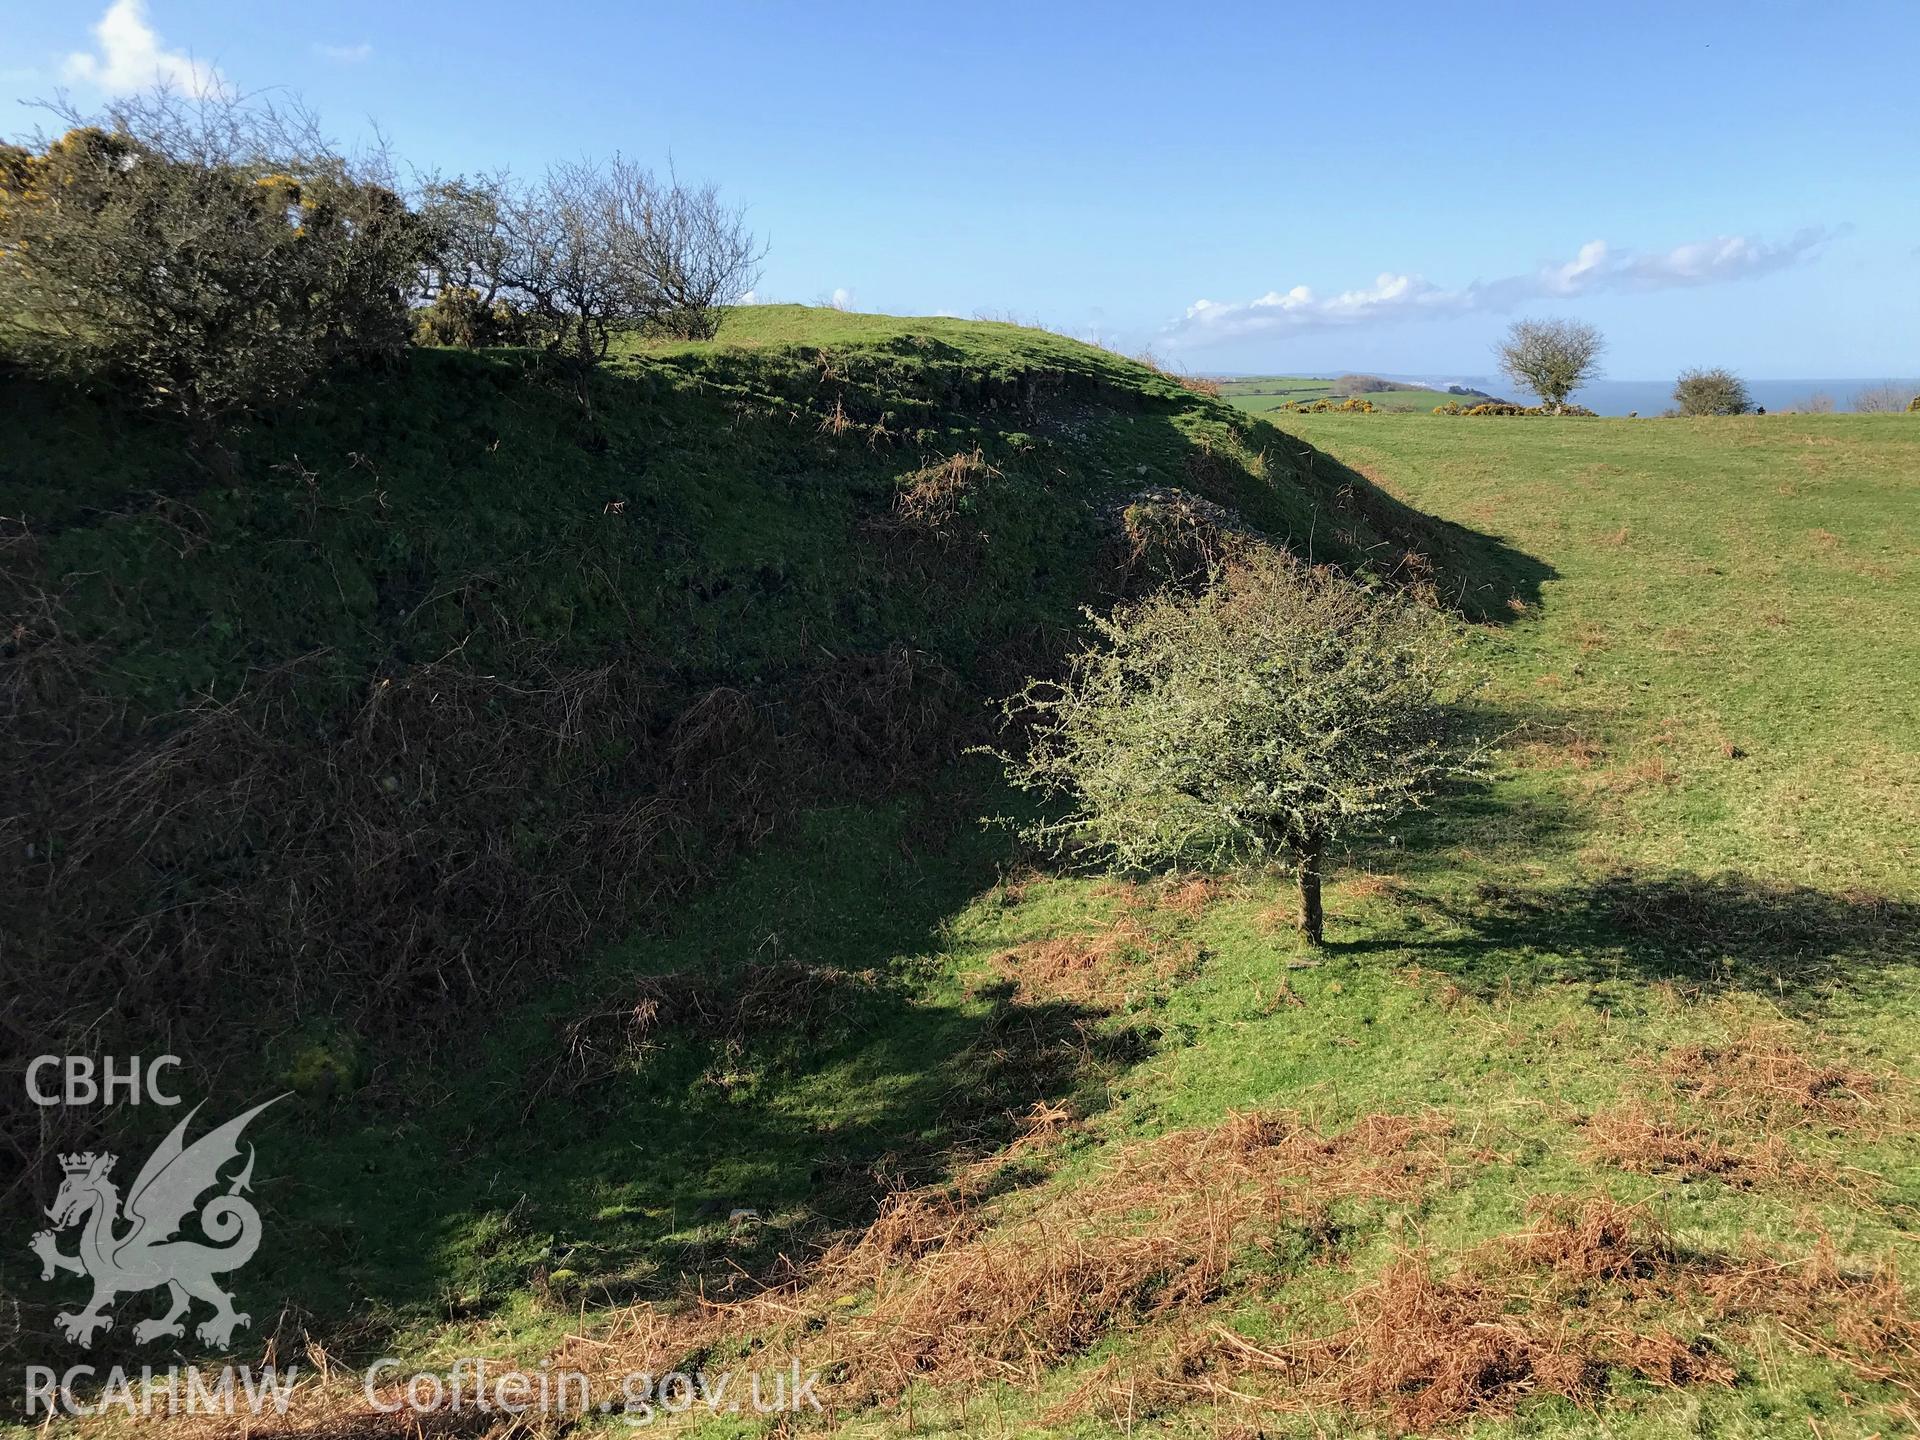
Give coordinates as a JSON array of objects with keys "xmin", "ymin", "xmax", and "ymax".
[{"xmin": 0, "ymin": 522, "xmax": 972, "ymax": 1204}]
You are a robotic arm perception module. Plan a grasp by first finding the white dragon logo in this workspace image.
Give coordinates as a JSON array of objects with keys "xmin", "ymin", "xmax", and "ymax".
[{"xmin": 29, "ymin": 1097, "xmax": 284, "ymax": 1349}]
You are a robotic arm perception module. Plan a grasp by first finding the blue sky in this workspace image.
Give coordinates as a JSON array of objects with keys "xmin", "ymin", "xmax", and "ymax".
[{"xmin": 4, "ymin": 0, "xmax": 1915, "ymax": 378}]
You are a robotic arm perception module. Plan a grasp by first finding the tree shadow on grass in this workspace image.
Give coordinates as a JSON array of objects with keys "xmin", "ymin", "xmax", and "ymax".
[
  {"xmin": 195, "ymin": 780, "xmax": 1153, "ymax": 1376},
  {"xmin": 488, "ymin": 964, "xmax": 1152, "ymax": 1318},
  {"xmin": 1321, "ymin": 700, "xmax": 1604, "ymax": 891},
  {"xmin": 0, "ymin": 342, "xmax": 1558, "ymax": 1392},
  {"xmin": 1334, "ymin": 868, "xmax": 1920, "ymax": 1007}
]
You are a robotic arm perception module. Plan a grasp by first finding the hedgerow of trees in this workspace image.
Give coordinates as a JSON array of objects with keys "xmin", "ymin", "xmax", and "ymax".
[
  {"xmin": 0, "ymin": 84, "xmax": 762, "ymax": 437},
  {"xmin": 993, "ymin": 553, "xmax": 1484, "ymax": 945},
  {"xmin": 1328, "ymin": 374, "xmax": 1394, "ymax": 398},
  {"xmin": 418, "ymin": 158, "xmax": 763, "ymax": 363}
]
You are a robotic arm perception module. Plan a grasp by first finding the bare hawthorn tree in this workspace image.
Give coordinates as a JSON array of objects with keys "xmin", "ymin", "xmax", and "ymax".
[
  {"xmin": 606, "ymin": 158, "xmax": 763, "ymax": 341},
  {"xmin": 422, "ymin": 157, "xmax": 762, "ymax": 363},
  {"xmin": 1495, "ymin": 318, "xmax": 1606, "ymax": 414},
  {"xmin": 991, "ymin": 553, "xmax": 1484, "ymax": 947},
  {"xmin": 492, "ymin": 161, "xmax": 639, "ymax": 367}
]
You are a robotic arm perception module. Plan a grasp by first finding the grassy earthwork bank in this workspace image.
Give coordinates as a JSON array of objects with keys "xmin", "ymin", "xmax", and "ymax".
[{"xmin": 3, "ymin": 314, "xmax": 1918, "ymax": 1437}]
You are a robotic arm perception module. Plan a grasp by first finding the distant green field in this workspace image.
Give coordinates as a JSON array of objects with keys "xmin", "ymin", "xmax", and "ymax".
[{"xmin": 1220, "ymin": 373, "xmax": 1488, "ymax": 413}]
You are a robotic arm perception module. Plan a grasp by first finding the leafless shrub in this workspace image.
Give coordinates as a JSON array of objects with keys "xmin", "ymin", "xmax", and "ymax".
[
  {"xmin": 417, "ymin": 156, "xmax": 763, "ymax": 363},
  {"xmin": 518, "ymin": 161, "xmax": 645, "ymax": 362},
  {"xmin": 1853, "ymin": 382, "xmax": 1920, "ymax": 413},
  {"xmin": 607, "ymin": 160, "xmax": 763, "ymax": 340}
]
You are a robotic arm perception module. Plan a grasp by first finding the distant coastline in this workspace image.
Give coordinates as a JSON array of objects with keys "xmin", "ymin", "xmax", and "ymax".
[
  {"xmin": 1210, "ymin": 372, "xmax": 1917, "ymax": 416},
  {"xmin": 1558, "ymin": 378, "xmax": 1918, "ymax": 416}
]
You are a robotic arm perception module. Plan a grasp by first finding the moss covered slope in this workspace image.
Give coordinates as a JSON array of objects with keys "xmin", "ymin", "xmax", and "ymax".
[
  {"xmin": 0, "ymin": 305, "xmax": 1533, "ymax": 1378},
  {"xmin": 2, "ymin": 303, "xmax": 1528, "ymax": 1090}
]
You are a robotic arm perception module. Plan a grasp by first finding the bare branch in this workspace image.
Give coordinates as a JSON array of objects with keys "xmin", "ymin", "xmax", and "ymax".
[{"xmin": 1495, "ymin": 318, "xmax": 1605, "ymax": 413}]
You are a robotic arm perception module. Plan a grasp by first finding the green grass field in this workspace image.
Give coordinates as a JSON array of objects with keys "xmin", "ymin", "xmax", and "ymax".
[
  {"xmin": 6, "ymin": 317, "xmax": 1918, "ymax": 1437},
  {"xmin": 1220, "ymin": 374, "xmax": 1491, "ymax": 414},
  {"xmin": 276, "ymin": 410, "xmax": 1916, "ymax": 1437}
]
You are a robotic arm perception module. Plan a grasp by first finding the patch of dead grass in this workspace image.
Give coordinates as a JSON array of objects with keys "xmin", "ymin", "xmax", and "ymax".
[
  {"xmin": 222, "ymin": 1111, "xmax": 1458, "ymax": 1437},
  {"xmin": 1581, "ymin": 1103, "xmax": 1834, "ymax": 1191},
  {"xmin": 1593, "ymin": 751, "xmax": 1680, "ymax": 794},
  {"xmin": 1155, "ymin": 875, "xmax": 1221, "ymax": 916},
  {"xmin": 1580, "ymin": 1016, "xmax": 1900, "ymax": 1202},
  {"xmin": 1516, "ymin": 733, "xmax": 1607, "ymax": 771},
  {"xmin": 1089, "ymin": 1196, "xmax": 1920, "ymax": 1431},
  {"xmin": 809, "ymin": 1109, "xmax": 1458, "ymax": 1407},
  {"xmin": 1572, "ymin": 621, "xmax": 1611, "ymax": 652},
  {"xmin": 890, "ymin": 447, "xmax": 1000, "ymax": 532},
  {"xmin": 991, "ymin": 923, "xmax": 1182, "ymax": 1007},
  {"xmin": 1654, "ymin": 1020, "xmax": 1887, "ymax": 1129}
]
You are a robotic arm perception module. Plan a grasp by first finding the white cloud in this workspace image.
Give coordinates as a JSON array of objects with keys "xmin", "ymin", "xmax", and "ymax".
[
  {"xmin": 62, "ymin": 0, "xmax": 218, "ymax": 95},
  {"xmin": 734, "ymin": 289, "xmax": 760, "ymax": 305},
  {"xmin": 1171, "ymin": 228, "xmax": 1834, "ymax": 343},
  {"xmin": 1612, "ymin": 233, "xmax": 1826, "ymax": 287},
  {"xmin": 829, "ymin": 287, "xmax": 854, "ymax": 310},
  {"xmin": 313, "ymin": 41, "xmax": 373, "ymax": 63}
]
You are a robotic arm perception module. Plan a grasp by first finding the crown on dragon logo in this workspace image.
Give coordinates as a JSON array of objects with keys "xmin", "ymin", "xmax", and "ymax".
[{"xmin": 33, "ymin": 1097, "xmax": 284, "ymax": 1350}]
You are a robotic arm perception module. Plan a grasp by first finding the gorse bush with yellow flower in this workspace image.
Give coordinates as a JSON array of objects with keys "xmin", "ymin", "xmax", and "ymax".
[
  {"xmin": 3, "ymin": 86, "xmax": 764, "ymax": 445},
  {"xmin": 0, "ymin": 89, "xmax": 434, "ymax": 442},
  {"xmin": 412, "ymin": 285, "xmax": 549, "ymax": 350},
  {"xmin": 1276, "ymin": 396, "xmax": 1376, "ymax": 414}
]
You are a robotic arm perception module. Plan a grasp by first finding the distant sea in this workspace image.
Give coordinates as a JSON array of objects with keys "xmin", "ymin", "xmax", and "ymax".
[{"xmin": 1418, "ymin": 376, "xmax": 1919, "ymax": 417}]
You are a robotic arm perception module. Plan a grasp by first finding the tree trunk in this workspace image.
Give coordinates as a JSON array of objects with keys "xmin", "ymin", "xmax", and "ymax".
[{"xmin": 1296, "ymin": 835, "xmax": 1325, "ymax": 945}]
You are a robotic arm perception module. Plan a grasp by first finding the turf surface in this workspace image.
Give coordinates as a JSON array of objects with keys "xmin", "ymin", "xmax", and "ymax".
[{"xmin": 6, "ymin": 320, "xmax": 1917, "ymax": 1437}]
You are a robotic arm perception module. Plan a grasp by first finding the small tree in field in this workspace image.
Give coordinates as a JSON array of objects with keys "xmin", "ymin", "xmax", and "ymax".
[
  {"xmin": 1673, "ymin": 367, "xmax": 1754, "ymax": 416},
  {"xmin": 993, "ymin": 553, "xmax": 1483, "ymax": 945},
  {"xmin": 1496, "ymin": 317, "xmax": 1605, "ymax": 413}
]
